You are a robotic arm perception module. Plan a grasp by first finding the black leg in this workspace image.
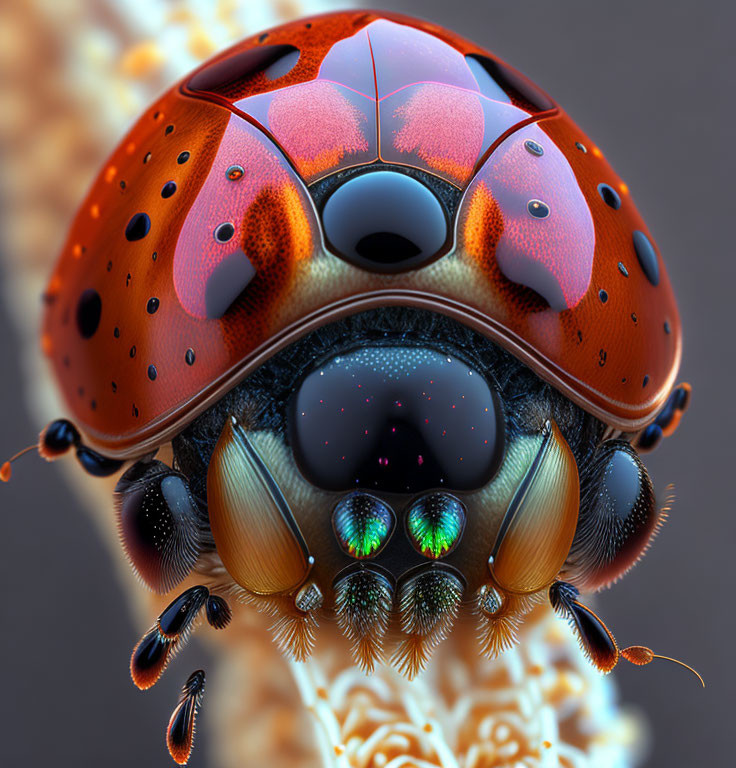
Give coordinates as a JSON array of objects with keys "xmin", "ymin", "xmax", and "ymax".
[{"xmin": 167, "ymin": 670, "xmax": 206, "ymax": 765}]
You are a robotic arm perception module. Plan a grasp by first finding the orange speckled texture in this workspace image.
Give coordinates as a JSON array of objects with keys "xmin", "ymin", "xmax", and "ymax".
[{"xmin": 42, "ymin": 10, "xmax": 681, "ymax": 457}]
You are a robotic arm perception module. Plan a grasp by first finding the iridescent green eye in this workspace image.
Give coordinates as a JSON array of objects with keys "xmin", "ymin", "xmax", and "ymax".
[
  {"xmin": 406, "ymin": 493, "xmax": 466, "ymax": 559},
  {"xmin": 332, "ymin": 492, "xmax": 395, "ymax": 559}
]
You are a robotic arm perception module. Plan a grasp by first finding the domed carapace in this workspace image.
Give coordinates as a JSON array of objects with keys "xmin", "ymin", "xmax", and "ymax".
[
  {"xmin": 40, "ymin": 10, "xmax": 680, "ymax": 461},
  {"xmin": 13, "ymin": 11, "xmax": 699, "ymax": 765}
]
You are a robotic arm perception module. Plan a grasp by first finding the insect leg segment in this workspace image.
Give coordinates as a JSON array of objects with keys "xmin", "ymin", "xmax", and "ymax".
[
  {"xmin": 471, "ymin": 419, "xmax": 579, "ymax": 657},
  {"xmin": 42, "ymin": 418, "xmax": 124, "ymax": 475},
  {"xmin": 130, "ymin": 585, "xmax": 231, "ymax": 690},
  {"xmin": 635, "ymin": 382, "xmax": 691, "ymax": 452},
  {"xmin": 549, "ymin": 580, "xmax": 703, "ymax": 684},
  {"xmin": 1, "ymin": 418, "xmax": 123, "ymax": 481},
  {"xmin": 549, "ymin": 580, "xmax": 619, "ymax": 672},
  {"xmin": 157, "ymin": 585, "xmax": 210, "ymax": 640},
  {"xmin": 167, "ymin": 670, "xmax": 206, "ymax": 765}
]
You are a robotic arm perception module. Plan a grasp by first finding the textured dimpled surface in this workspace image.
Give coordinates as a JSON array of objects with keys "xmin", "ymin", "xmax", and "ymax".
[{"xmin": 42, "ymin": 10, "xmax": 681, "ymax": 456}]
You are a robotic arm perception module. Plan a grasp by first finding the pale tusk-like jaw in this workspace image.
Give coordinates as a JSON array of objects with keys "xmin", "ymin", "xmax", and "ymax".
[
  {"xmin": 487, "ymin": 419, "xmax": 580, "ymax": 595},
  {"xmin": 207, "ymin": 415, "xmax": 312, "ymax": 596}
]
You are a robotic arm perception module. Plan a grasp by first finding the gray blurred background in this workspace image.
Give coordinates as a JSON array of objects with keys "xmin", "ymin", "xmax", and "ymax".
[{"xmin": 1, "ymin": 1, "xmax": 732, "ymax": 766}]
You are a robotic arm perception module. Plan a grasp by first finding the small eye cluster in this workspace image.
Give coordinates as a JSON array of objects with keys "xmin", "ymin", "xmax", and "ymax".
[{"xmin": 332, "ymin": 490, "xmax": 466, "ymax": 561}]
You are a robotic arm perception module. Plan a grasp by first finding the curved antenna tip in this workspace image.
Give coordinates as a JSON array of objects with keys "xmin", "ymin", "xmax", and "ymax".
[{"xmin": 621, "ymin": 645, "xmax": 705, "ymax": 687}]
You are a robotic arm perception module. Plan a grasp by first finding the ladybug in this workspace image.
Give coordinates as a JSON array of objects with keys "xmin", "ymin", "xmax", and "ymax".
[{"xmin": 4, "ymin": 10, "xmax": 700, "ymax": 764}]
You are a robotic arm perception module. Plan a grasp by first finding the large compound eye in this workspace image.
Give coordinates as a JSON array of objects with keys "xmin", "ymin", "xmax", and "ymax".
[
  {"xmin": 114, "ymin": 460, "xmax": 203, "ymax": 593},
  {"xmin": 321, "ymin": 171, "xmax": 448, "ymax": 272},
  {"xmin": 564, "ymin": 440, "xmax": 658, "ymax": 591},
  {"xmin": 289, "ymin": 345, "xmax": 504, "ymax": 493}
]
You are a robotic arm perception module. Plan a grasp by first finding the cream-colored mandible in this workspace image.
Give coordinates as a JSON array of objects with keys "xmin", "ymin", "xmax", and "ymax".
[
  {"xmin": 489, "ymin": 420, "xmax": 579, "ymax": 594},
  {"xmin": 207, "ymin": 416, "xmax": 310, "ymax": 595}
]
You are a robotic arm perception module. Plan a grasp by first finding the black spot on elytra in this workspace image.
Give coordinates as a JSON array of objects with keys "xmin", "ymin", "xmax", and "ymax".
[
  {"xmin": 664, "ymin": 320, "xmax": 671, "ymax": 334},
  {"xmin": 618, "ymin": 262, "xmax": 629, "ymax": 277},
  {"xmin": 130, "ymin": 346, "xmax": 136, "ymax": 358},
  {"xmin": 643, "ymin": 375, "xmax": 650, "ymax": 388},
  {"xmin": 599, "ymin": 289, "xmax": 608, "ymax": 303},
  {"xmin": 632, "ymin": 230, "xmax": 660, "ymax": 286},
  {"xmin": 524, "ymin": 139, "xmax": 544, "ymax": 157},
  {"xmin": 214, "ymin": 222, "xmax": 235, "ymax": 242},
  {"xmin": 148, "ymin": 365, "xmax": 157, "ymax": 381},
  {"xmin": 165, "ymin": 124, "xmax": 174, "ymax": 135},
  {"xmin": 112, "ymin": 381, "xmax": 117, "ymax": 393},
  {"xmin": 113, "ymin": 327, "xmax": 120, "ymax": 338},
  {"xmin": 76, "ymin": 289, "xmax": 102, "ymax": 339},
  {"xmin": 147, "ymin": 297, "xmax": 160, "ymax": 314},
  {"xmin": 177, "ymin": 151, "xmax": 190, "ymax": 164},
  {"xmin": 185, "ymin": 348, "xmax": 196, "ymax": 366},
  {"xmin": 161, "ymin": 181, "xmax": 177, "ymax": 198},
  {"xmin": 125, "ymin": 213, "xmax": 150, "ymax": 241},
  {"xmin": 527, "ymin": 199, "xmax": 550, "ymax": 218},
  {"xmin": 597, "ymin": 183, "xmax": 621, "ymax": 210}
]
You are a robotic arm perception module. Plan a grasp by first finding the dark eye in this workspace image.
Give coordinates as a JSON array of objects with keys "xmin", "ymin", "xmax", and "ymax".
[
  {"xmin": 565, "ymin": 440, "xmax": 658, "ymax": 590},
  {"xmin": 288, "ymin": 345, "xmax": 504, "ymax": 493},
  {"xmin": 321, "ymin": 171, "xmax": 448, "ymax": 272},
  {"xmin": 114, "ymin": 460, "xmax": 202, "ymax": 593}
]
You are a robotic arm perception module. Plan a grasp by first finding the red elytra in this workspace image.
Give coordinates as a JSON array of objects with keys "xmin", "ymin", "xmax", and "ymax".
[{"xmin": 42, "ymin": 10, "xmax": 681, "ymax": 459}]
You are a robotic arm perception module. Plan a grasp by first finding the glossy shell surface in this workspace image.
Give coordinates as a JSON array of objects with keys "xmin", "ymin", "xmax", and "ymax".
[{"xmin": 42, "ymin": 10, "xmax": 681, "ymax": 456}]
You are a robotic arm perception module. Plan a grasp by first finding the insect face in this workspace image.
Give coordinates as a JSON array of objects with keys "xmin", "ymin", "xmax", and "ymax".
[{"xmin": 5, "ymin": 11, "xmax": 700, "ymax": 764}]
